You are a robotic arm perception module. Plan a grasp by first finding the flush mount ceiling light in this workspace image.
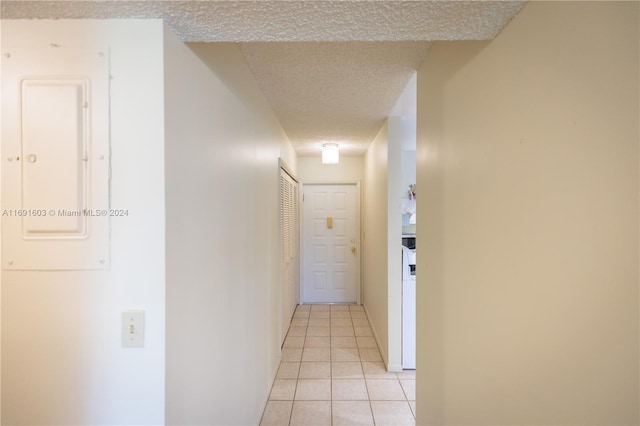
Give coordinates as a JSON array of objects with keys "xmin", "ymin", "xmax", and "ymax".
[{"xmin": 322, "ymin": 143, "xmax": 339, "ymax": 165}]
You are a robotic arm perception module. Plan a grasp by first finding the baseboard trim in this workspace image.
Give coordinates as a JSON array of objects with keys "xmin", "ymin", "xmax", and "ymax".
[
  {"xmin": 387, "ymin": 363, "xmax": 403, "ymax": 373},
  {"xmin": 362, "ymin": 304, "xmax": 391, "ymax": 369}
]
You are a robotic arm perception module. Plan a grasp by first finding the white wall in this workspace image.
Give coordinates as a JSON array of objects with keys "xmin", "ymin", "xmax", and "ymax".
[
  {"xmin": 297, "ymin": 155, "xmax": 363, "ymax": 183},
  {"xmin": 386, "ymin": 117, "xmax": 403, "ymax": 371},
  {"xmin": 1, "ymin": 20, "xmax": 166, "ymax": 425},
  {"xmin": 401, "ymin": 150, "xmax": 416, "ymax": 202},
  {"xmin": 164, "ymin": 35, "xmax": 296, "ymax": 425},
  {"xmin": 416, "ymin": 2, "xmax": 639, "ymax": 424},
  {"xmin": 361, "ymin": 77, "xmax": 414, "ymax": 371}
]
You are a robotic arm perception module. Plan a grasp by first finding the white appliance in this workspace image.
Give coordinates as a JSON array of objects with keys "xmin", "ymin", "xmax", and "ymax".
[{"xmin": 402, "ymin": 244, "xmax": 416, "ymax": 369}]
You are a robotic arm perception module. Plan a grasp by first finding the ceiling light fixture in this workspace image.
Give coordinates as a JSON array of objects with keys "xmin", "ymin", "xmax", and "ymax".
[{"xmin": 322, "ymin": 143, "xmax": 339, "ymax": 165}]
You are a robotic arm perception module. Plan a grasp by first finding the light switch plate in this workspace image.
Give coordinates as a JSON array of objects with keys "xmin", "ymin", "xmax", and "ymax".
[{"xmin": 122, "ymin": 310, "xmax": 144, "ymax": 347}]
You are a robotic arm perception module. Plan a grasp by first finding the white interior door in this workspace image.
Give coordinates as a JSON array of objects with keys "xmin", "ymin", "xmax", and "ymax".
[{"xmin": 303, "ymin": 184, "xmax": 358, "ymax": 303}]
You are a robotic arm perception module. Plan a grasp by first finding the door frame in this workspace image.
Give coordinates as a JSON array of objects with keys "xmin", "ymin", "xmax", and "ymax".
[{"xmin": 299, "ymin": 181, "xmax": 362, "ymax": 305}]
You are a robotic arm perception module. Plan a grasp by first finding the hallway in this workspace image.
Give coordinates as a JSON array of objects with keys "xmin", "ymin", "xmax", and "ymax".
[{"xmin": 261, "ymin": 304, "xmax": 416, "ymax": 425}]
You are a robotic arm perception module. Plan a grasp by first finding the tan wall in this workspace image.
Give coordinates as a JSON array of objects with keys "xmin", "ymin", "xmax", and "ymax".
[
  {"xmin": 416, "ymin": 2, "xmax": 639, "ymax": 424},
  {"xmin": 164, "ymin": 38, "xmax": 296, "ymax": 425},
  {"xmin": 297, "ymin": 155, "xmax": 364, "ymax": 183},
  {"xmin": 363, "ymin": 122, "xmax": 391, "ymax": 364},
  {"xmin": 1, "ymin": 20, "xmax": 167, "ymax": 425}
]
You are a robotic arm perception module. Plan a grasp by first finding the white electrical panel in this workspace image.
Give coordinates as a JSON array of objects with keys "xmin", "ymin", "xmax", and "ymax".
[{"xmin": 2, "ymin": 47, "xmax": 110, "ymax": 270}]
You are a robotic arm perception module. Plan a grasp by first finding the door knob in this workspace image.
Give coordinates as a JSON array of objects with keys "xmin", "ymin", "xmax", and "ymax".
[{"xmin": 351, "ymin": 247, "xmax": 356, "ymax": 253}]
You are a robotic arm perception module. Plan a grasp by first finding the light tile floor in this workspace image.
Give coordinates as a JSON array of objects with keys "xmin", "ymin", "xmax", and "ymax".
[{"xmin": 261, "ymin": 304, "xmax": 416, "ymax": 426}]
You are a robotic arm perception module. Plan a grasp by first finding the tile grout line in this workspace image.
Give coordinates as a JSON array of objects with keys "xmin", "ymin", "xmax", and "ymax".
[
  {"xmin": 271, "ymin": 304, "xmax": 414, "ymax": 426},
  {"xmin": 360, "ymin": 306, "xmax": 378, "ymax": 426},
  {"xmin": 290, "ymin": 318, "xmax": 308, "ymax": 425},
  {"xmin": 293, "ymin": 311, "xmax": 307, "ymax": 412},
  {"xmin": 329, "ymin": 309, "xmax": 333, "ymax": 426}
]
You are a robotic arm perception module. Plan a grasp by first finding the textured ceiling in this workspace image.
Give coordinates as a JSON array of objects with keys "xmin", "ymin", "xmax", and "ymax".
[
  {"xmin": 2, "ymin": 0, "xmax": 527, "ymax": 155},
  {"xmin": 240, "ymin": 42, "xmax": 431, "ymax": 156},
  {"xmin": 3, "ymin": 1, "xmax": 527, "ymax": 42}
]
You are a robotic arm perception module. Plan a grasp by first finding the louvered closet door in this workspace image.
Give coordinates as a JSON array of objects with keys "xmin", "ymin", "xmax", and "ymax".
[{"xmin": 280, "ymin": 169, "xmax": 299, "ymax": 345}]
